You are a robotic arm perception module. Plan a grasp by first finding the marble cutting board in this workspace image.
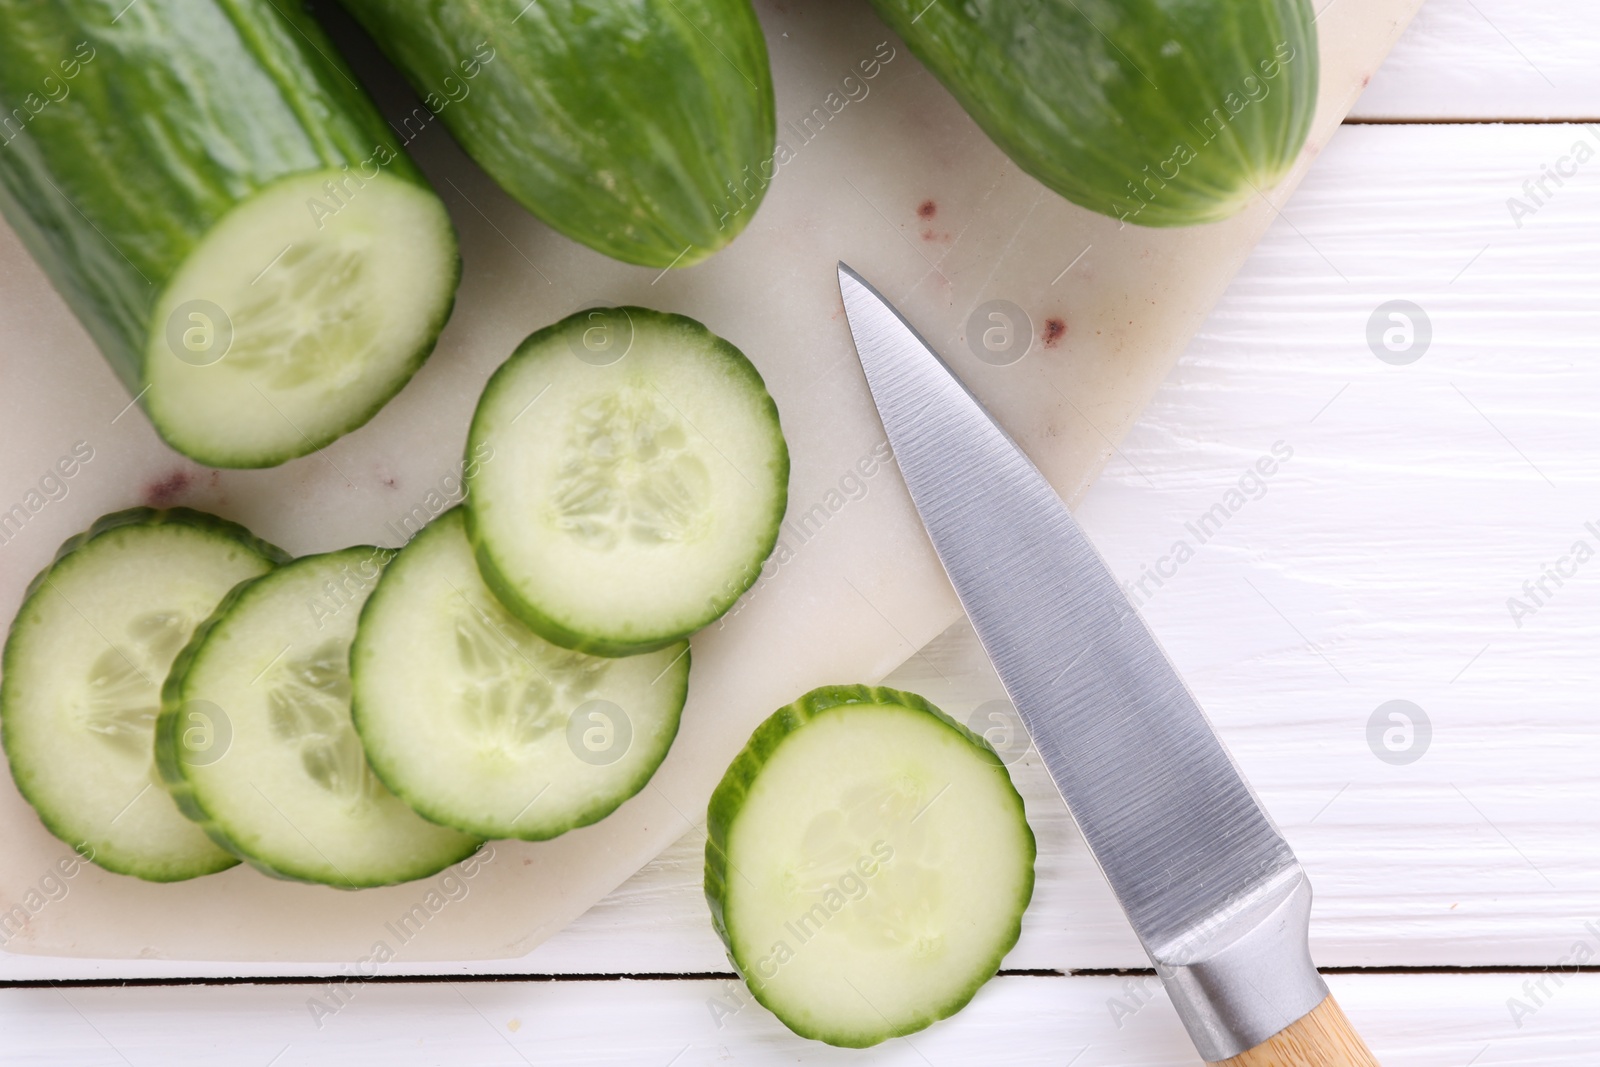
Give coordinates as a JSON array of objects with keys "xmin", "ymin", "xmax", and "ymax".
[{"xmin": 0, "ymin": 0, "xmax": 1422, "ymax": 962}]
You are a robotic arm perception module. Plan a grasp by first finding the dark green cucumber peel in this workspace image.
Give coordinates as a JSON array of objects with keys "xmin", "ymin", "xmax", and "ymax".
[
  {"xmin": 3, "ymin": 508, "xmax": 289, "ymax": 881},
  {"xmin": 869, "ymin": 0, "xmax": 1317, "ymax": 226},
  {"xmin": 0, "ymin": 0, "xmax": 459, "ymax": 466},
  {"xmin": 338, "ymin": 0, "xmax": 776, "ymax": 267},
  {"xmin": 465, "ymin": 307, "xmax": 790, "ymax": 658},
  {"xmin": 705, "ymin": 684, "xmax": 1037, "ymax": 1047}
]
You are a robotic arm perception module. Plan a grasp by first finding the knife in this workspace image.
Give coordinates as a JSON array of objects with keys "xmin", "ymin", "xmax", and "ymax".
[{"xmin": 837, "ymin": 263, "xmax": 1378, "ymax": 1066}]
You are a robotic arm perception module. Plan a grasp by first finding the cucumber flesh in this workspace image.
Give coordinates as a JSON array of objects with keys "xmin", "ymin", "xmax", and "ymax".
[
  {"xmin": 706, "ymin": 685, "xmax": 1035, "ymax": 1048},
  {"xmin": 1, "ymin": 509, "xmax": 287, "ymax": 881},
  {"xmin": 467, "ymin": 308, "xmax": 788, "ymax": 656},
  {"xmin": 144, "ymin": 170, "xmax": 458, "ymax": 467},
  {"xmin": 158, "ymin": 547, "xmax": 481, "ymax": 887},
  {"xmin": 350, "ymin": 508, "xmax": 690, "ymax": 840}
]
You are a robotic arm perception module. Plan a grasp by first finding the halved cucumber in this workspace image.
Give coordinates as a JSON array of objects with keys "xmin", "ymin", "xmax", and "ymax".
[
  {"xmin": 0, "ymin": 0, "xmax": 460, "ymax": 468},
  {"xmin": 706, "ymin": 685, "xmax": 1035, "ymax": 1048},
  {"xmin": 466, "ymin": 307, "xmax": 788, "ymax": 656},
  {"xmin": 1, "ymin": 509, "xmax": 287, "ymax": 881},
  {"xmin": 350, "ymin": 508, "xmax": 690, "ymax": 840},
  {"xmin": 157, "ymin": 547, "xmax": 481, "ymax": 887}
]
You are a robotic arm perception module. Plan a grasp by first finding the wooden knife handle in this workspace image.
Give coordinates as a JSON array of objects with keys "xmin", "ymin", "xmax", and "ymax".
[{"xmin": 1207, "ymin": 996, "xmax": 1379, "ymax": 1067}]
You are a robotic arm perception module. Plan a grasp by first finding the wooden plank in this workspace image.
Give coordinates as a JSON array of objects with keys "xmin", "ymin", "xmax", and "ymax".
[
  {"xmin": 1350, "ymin": 0, "xmax": 1600, "ymax": 119},
  {"xmin": 0, "ymin": 974, "xmax": 1588, "ymax": 1064}
]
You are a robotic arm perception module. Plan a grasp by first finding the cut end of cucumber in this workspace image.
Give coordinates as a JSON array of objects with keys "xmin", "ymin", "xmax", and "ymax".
[
  {"xmin": 159, "ymin": 547, "xmax": 481, "ymax": 887},
  {"xmin": 706, "ymin": 685, "xmax": 1035, "ymax": 1048},
  {"xmin": 143, "ymin": 169, "xmax": 458, "ymax": 468},
  {"xmin": 1, "ymin": 509, "xmax": 286, "ymax": 881},
  {"xmin": 351, "ymin": 508, "xmax": 690, "ymax": 840},
  {"xmin": 467, "ymin": 307, "xmax": 788, "ymax": 656}
]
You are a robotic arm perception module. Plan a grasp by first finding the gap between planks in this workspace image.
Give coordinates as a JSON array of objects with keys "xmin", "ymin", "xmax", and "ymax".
[{"xmin": 5, "ymin": 964, "xmax": 1594, "ymax": 990}]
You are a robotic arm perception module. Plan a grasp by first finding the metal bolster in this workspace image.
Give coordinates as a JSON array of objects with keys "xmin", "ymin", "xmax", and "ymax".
[{"xmin": 1151, "ymin": 868, "xmax": 1329, "ymax": 1062}]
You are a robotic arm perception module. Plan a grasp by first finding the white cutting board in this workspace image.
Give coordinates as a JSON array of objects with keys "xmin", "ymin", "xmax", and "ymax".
[{"xmin": 0, "ymin": 0, "xmax": 1421, "ymax": 961}]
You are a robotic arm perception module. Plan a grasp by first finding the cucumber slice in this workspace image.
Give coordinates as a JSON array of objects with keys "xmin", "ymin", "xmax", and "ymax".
[
  {"xmin": 706, "ymin": 685, "xmax": 1035, "ymax": 1048},
  {"xmin": 0, "ymin": 0, "xmax": 459, "ymax": 468},
  {"xmin": 157, "ymin": 547, "xmax": 481, "ymax": 887},
  {"xmin": 466, "ymin": 308, "xmax": 788, "ymax": 657},
  {"xmin": 1, "ymin": 509, "xmax": 287, "ymax": 882},
  {"xmin": 350, "ymin": 508, "xmax": 690, "ymax": 840}
]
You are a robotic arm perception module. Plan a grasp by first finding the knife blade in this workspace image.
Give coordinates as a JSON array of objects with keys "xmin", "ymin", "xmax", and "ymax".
[{"xmin": 837, "ymin": 263, "xmax": 1375, "ymax": 1064}]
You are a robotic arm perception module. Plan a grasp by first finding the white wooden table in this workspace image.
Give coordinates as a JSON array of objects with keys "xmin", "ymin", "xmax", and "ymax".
[{"xmin": 6, "ymin": 1, "xmax": 1600, "ymax": 1061}]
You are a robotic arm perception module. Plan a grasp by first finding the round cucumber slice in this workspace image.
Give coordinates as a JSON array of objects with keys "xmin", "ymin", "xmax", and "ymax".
[
  {"xmin": 144, "ymin": 169, "xmax": 459, "ymax": 468},
  {"xmin": 706, "ymin": 685, "xmax": 1035, "ymax": 1048},
  {"xmin": 158, "ymin": 547, "xmax": 481, "ymax": 887},
  {"xmin": 350, "ymin": 508, "xmax": 690, "ymax": 840},
  {"xmin": 466, "ymin": 307, "xmax": 788, "ymax": 656},
  {"xmin": 1, "ymin": 509, "xmax": 287, "ymax": 882}
]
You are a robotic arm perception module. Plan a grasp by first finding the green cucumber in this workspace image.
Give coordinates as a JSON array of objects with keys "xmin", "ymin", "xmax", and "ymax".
[
  {"xmin": 337, "ymin": 0, "xmax": 775, "ymax": 267},
  {"xmin": 868, "ymin": 0, "xmax": 1317, "ymax": 226},
  {"xmin": 1, "ymin": 508, "xmax": 287, "ymax": 881},
  {"xmin": 466, "ymin": 307, "xmax": 788, "ymax": 657},
  {"xmin": 0, "ymin": 0, "xmax": 459, "ymax": 467},
  {"xmin": 706, "ymin": 685, "xmax": 1036, "ymax": 1048},
  {"xmin": 157, "ymin": 547, "xmax": 481, "ymax": 887},
  {"xmin": 350, "ymin": 508, "xmax": 691, "ymax": 840}
]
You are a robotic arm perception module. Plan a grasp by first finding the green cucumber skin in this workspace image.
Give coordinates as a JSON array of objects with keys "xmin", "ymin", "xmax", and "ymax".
[
  {"xmin": 349, "ymin": 507, "xmax": 693, "ymax": 841},
  {"xmin": 157, "ymin": 547, "xmax": 482, "ymax": 888},
  {"xmin": 2, "ymin": 507, "xmax": 289, "ymax": 882},
  {"xmin": 704, "ymin": 684, "xmax": 1037, "ymax": 1047},
  {"xmin": 465, "ymin": 306, "xmax": 789, "ymax": 658},
  {"xmin": 338, "ymin": 0, "xmax": 776, "ymax": 268},
  {"xmin": 869, "ymin": 0, "xmax": 1317, "ymax": 227},
  {"xmin": 0, "ymin": 0, "xmax": 459, "ymax": 465}
]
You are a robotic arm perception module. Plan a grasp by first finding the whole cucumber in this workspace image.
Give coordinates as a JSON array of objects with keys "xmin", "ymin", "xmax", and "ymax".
[
  {"xmin": 339, "ymin": 0, "xmax": 777, "ymax": 268},
  {"xmin": 869, "ymin": 0, "xmax": 1318, "ymax": 227}
]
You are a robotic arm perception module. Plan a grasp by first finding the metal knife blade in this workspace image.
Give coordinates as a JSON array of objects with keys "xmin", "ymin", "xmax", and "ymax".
[{"xmin": 837, "ymin": 263, "xmax": 1327, "ymax": 1061}]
